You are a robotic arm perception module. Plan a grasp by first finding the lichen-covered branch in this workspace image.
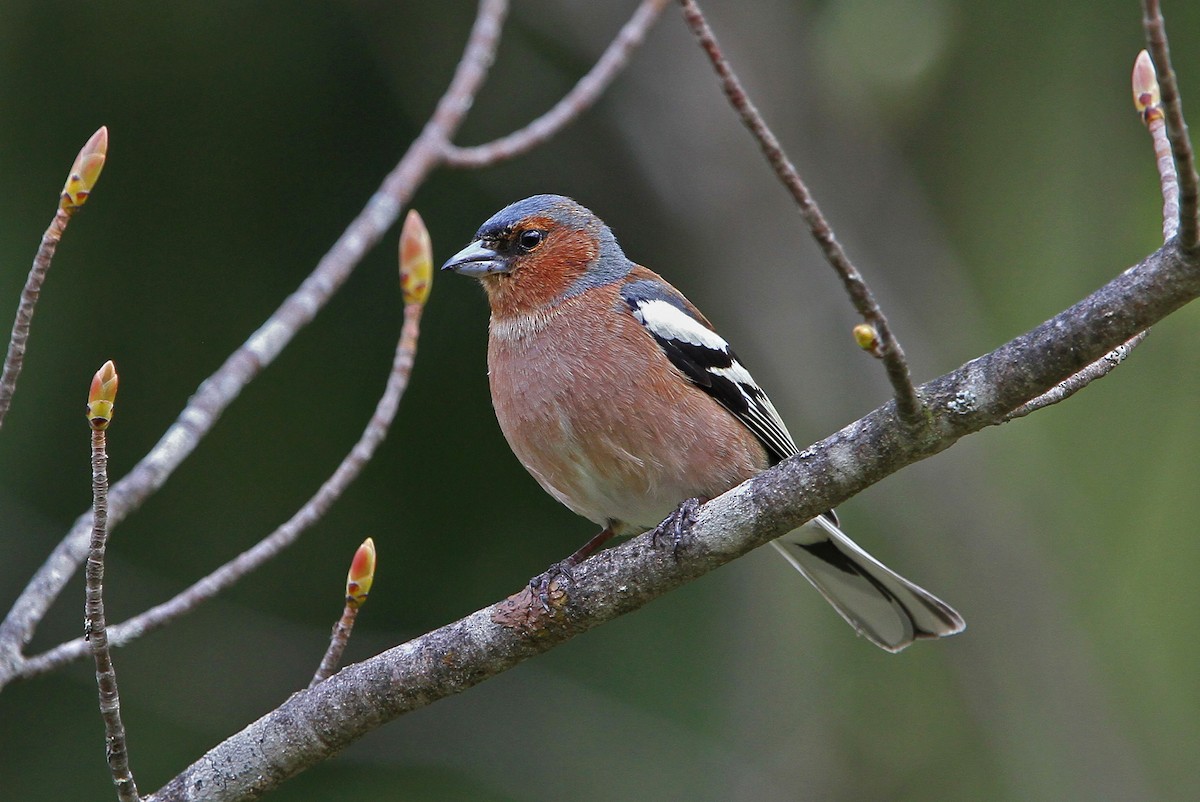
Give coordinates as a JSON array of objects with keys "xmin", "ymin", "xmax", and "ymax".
[{"xmin": 146, "ymin": 241, "xmax": 1199, "ymax": 802}]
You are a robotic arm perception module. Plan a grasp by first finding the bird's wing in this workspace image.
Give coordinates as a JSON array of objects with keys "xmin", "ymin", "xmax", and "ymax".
[{"xmin": 620, "ymin": 277, "xmax": 798, "ymax": 464}]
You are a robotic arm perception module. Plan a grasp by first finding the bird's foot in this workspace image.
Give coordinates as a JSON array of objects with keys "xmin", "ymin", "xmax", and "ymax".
[
  {"xmin": 493, "ymin": 527, "xmax": 617, "ymax": 629},
  {"xmin": 492, "ymin": 559, "xmax": 573, "ymax": 629},
  {"xmin": 651, "ymin": 497, "xmax": 704, "ymax": 559},
  {"xmin": 528, "ymin": 558, "xmax": 575, "ymax": 614}
]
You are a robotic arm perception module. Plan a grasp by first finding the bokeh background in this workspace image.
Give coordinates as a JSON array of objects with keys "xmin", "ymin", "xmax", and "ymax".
[{"xmin": 2, "ymin": 1, "xmax": 1198, "ymax": 799}]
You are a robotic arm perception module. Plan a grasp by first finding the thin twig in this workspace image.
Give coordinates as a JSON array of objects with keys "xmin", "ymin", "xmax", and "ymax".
[
  {"xmin": 676, "ymin": 0, "xmax": 923, "ymax": 423},
  {"xmin": 1144, "ymin": 0, "xmax": 1199, "ymax": 249},
  {"xmin": 19, "ymin": 306, "xmax": 423, "ymax": 681},
  {"xmin": 1140, "ymin": 57, "xmax": 1182, "ymax": 241},
  {"xmin": 1152, "ymin": 111, "xmax": 1181, "ymax": 241},
  {"xmin": 0, "ymin": 0, "xmax": 508, "ymax": 683},
  {"xmin": 308, "ymin": 606, "xmax": 359, "ymax": 688},
  {"xmin": 309, "ymin": 537, "xmax": 374, "ymax": 687},
  {"xmin": 0, "ymin": 127, "xmax": 107, "ymax": 430},
  {"xmin": 1002, "ymin": 331, "xmax": 1149, "ymax": 421},
  {"xmin": 0, "ymin": 208, "xmax": 71, "ymax": 430},
  {"xmin": 85, "ymin": 385, "xmax": 140, "ymax": 801},
  {"xmin": 442, "ymin": 0, "xmax": 669, "ymax": 167},
  {"xmin": 1005, "ymin": 48, "xmax": 1180, "ymax": 422}
]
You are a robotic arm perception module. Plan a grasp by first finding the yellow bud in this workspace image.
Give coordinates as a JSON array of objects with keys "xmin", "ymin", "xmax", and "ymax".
[
  {"xmin": 61, "ymin": 126, "xmax": 109, "ymax": 212},
  {"xmin": 1132, "ymin": 50, "xmax": 1163, "ymax": 123},
  {"xmin": 853, "ymin": 323, "xmax": 882, "ymax": 357},
  {"xmin": 87, "ymin": 360, "xmax": 119, "ymax": 430},
  {"xmin": 346, "ymin": 537, "xmax": 377, "ymax": 609},
  {"xmin": 399, "ymin": 209, "xmax": 433, "ymax": 306}
]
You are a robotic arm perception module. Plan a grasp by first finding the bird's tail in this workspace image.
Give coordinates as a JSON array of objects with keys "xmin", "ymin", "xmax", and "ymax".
[{"xmin": 770, "ymin": 515, "xmax": 965, "ymax": 652}]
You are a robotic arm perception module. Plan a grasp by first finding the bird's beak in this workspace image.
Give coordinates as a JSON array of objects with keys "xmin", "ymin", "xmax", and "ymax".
[{"xmin": 441, "ymin": 240, "xmax": 509, "ymax": 276}]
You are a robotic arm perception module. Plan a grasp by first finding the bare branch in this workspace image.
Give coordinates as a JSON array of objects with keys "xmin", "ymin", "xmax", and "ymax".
[
  {"xmin": 84, "ymin": 363, "xmax": 140, "ymax": 802},
  {"xmin": 16, "ymin": 304, "xmax": 423, "ymax": 683},
  {"xmin": 309, "ymin": 537, "xmax": 376, "ymax": 688},
  {"xmin": 0, "ymin": 127, "xmax": 110, "ymax": 430},
  {"xmin": 1143, "ymin": 0, "xmax": 1199, "ymax": 248},
  {"xmin": 308, "ymin": 606, "xmax": 359, "ymax": 689},
  {"xmin": 1134, "ymin": 49, "xmax": 1181, "ymax": 240},
  {"xmin": 146, "ymin": 240, "xmax": 1200, "ymax": 802},
  {"xmin": 0, "ymin": 0, "xmax": 508, "ymax": 682},
  {"xmin": 1002, "ymin": 330, "xmax": 1149, "ymax": 421},
  {"xmin": 676, "ymin": 0, "xmax": 923, "ymax": 423},
  {"xmin": 0, "ymin": 210, "xmax": 68, "ymax": 430},
  {"xmin": 2, "ymin": 0, "xmax": 673, "ymax": 683},
  {"xmin": 1008, "ymin": 47, "xmax": 1180, "ymax": 421},
  {"xmin": 442, "ymin": 0, "xmax": 669, "ymax": 167}
]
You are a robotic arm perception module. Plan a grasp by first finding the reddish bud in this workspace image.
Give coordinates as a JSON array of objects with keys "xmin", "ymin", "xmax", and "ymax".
[
  {"xmin": 87, "ymin": 360, "xmax": 119, "ymax": 430},
  {"xmin": 346, "ymin": 537, "xmax": 376, "ymax": 609},
  {"xmin": 399, "ymin": 209, "xmax": 433, "ymax": 306},
  {"xmin": 61, "ymin": 126, "xmax": 109, "ymax": 211},
  {"xmin": 1132, "ymin": 50, "xmax": 1163, "ymax": 123}
]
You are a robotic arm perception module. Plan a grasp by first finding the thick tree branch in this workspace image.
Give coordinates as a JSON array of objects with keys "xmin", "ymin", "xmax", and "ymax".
[{"xmin": 146, "ymin": 241, "xmax": 1199, "ymax": 802}]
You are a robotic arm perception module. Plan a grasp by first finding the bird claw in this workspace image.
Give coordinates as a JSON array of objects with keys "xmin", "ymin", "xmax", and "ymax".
[
  {"xmin": 651, "ymin": 497, "xmax": 703, "ymax": 559},
  {"xmin": 528, "ymin": 559, "xmax": 575, "ymax": 613}
]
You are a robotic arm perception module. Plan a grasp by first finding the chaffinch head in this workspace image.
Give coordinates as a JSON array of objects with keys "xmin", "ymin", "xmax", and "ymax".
[{"xmin": 443, "ymin": 194, "xmax": 963, "ymax": 652}]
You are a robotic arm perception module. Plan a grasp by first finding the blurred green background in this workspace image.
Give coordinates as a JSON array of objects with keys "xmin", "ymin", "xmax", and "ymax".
[{"xmin": 2, "ymin": 1, "xmax": 1198, "ymax": 799}]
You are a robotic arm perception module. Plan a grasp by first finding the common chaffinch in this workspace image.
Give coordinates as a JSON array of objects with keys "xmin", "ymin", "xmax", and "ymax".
[{"xmin": 442, "ymin": 194, "xmax": 964, "ymax": 652}]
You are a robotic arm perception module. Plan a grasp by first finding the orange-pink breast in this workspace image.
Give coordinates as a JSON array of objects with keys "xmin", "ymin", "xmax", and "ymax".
[{"xmin": 486, "ymin": 287, "xmax": 769, "ymax": 534}]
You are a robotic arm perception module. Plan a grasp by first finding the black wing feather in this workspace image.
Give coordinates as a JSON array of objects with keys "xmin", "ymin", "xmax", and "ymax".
[{"xmin": 621, "ymin": 279, "xmax": 798, "ymax": 464}]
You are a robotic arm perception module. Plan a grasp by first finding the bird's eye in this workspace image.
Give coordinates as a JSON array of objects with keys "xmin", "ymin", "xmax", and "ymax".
[{"xmin": 517, "ymin": 229, "xmax": 545, "ymax": 252}]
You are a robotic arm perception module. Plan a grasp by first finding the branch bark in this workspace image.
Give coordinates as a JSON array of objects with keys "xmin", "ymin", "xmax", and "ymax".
[
  {"xmin": 1, "ymin": 0, "xmax": 666, "ymax": 689},
  {"xmin": 0, "ymin": 0, "xmax": 509, "ymax": 684},
  {"xmin": 1144, "ymin": 0, "xmax": 1199, "ymax": 248},
  {"xmin": 146, "ymin": 240, "xmax": 1199, "ymax": 802}
]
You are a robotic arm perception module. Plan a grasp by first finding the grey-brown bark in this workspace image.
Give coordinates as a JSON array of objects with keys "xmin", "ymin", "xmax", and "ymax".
[{"xmin": 147, "ymin": 240, "xmax": 1199, "ymax": 802}]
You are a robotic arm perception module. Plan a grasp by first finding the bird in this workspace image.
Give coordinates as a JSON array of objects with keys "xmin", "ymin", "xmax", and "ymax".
[{"xmin": 441, "ymin": 194, "xmax": 964, "ymax": 652}]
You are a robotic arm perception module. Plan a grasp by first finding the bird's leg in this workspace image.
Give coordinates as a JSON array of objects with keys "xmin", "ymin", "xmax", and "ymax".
[
  {"xmin": 565, "ymin": 525, "xmax": 619, "ymax": 565},
  {"xmin": 651, "ymin": 496, "xmax": 706, "ymax": 559},
  {"xmin": 528, "ymin": 526, "xmax": 616, "ymax": 612}
]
